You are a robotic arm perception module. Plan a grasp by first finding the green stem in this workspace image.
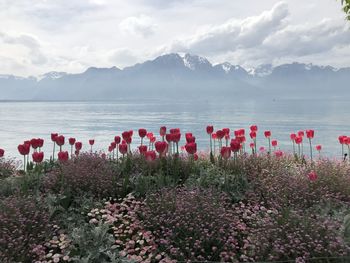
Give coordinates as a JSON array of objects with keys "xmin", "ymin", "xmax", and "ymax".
[{"xmin": 309, "ymin": 138, "xmax": 313, "ymax": 163}]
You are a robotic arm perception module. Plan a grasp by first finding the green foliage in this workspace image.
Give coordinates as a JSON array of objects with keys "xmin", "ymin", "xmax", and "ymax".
[
  {"xmin": 69, "ymin": 223, "xmax": 128, "ymax": 263},
  {"xmin": 341, "ymin": 0, "xmax": 350, "ymax": 20},
  {"xmin": 185, "ymin": 164, "xmax": 249, "ymax": 202}
]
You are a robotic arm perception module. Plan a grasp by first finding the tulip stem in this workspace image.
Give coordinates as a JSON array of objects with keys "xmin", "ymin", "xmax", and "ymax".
[
  {"xmin": 292, "ymin": 141, "xmax": 295, "ymax": 155},
  {"xmin": 309, "ymin": 138, "xmax": 313, "ymax": 163},
  {"xmin": 52, "ymin": 143, "xmax": 56, "ymax": 161},
  {"xmin": 209, "ymin": 135, "xmax": 212, "ymax": 154},
  {"xmin": 23, "ymin": 155, "xmax": 26, "ymax": 172}
]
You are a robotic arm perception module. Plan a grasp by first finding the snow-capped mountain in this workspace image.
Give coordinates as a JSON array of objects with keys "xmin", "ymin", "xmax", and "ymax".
[{"xmin": 0, "ymin": 53, "xmax": 349, "ymax": 100}]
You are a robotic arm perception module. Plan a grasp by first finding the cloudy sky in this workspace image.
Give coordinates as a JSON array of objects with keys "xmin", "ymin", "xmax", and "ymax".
[{"xmin": 0, "ymin": 0, "xmax": 349, "ymax": 76}]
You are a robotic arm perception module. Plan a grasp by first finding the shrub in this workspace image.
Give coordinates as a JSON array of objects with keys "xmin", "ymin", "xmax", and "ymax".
[
  {"xmin": 0, "ymin": 195, "xmax": 53, "ymax": 263},
  {"xmin": 0, "ymin": 158, "xmax": 18, "ymax": 179},
  {"xmin": 43, "ymin": 153, "xmax": 118, "ymax": 198},
  {"xmin": 141, "ymin": 188, "xmax": 244, "ymax": 262}
]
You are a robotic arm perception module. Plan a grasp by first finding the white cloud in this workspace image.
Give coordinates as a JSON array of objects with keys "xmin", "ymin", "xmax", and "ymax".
[
  {"xmin": 119, "ymin": 15, "xmax": 157, "ymax": 37},
  {"xmin": 108, "ymin": 48, "xmax": 140, "ymax": 68},
  {"xmin": 0, "ymin": 32, "xmax": 47, "ymax": 65}
]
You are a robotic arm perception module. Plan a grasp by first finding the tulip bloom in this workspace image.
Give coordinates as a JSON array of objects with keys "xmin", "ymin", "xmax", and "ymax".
[
  {"xmin": 56, "ymin": 135, "xmax": 65, "ymax": 152},
  {"xmin": 220, "ymin": 146, "xmax": 231, "ymax": 160},
  {"xmin": 207, "ymin": 125, "xmax": 214, "ymax": 154},
  {"xmin": 114, "ymin": 136, "xmax": 121, "ymax": 144},
  {"xmin": 160, "ymin": 126, "xmax": 167, "ymax": 140},
  {"xmin": 30, "ymin": 138, "xmax": 40, "ymax": 151},
  {"xmin": 138, "ymin": 145, "xmax": 148, "ymax": 155},
  {"xmin": 306, "ymin": 130, "xmax": 315, "ymax": 162},
  {"xmin": 119, "ymin": 143, "xmax": 128, "ymax": 157},
  {"xmin": 308, "ymin": 171, "xmax": 318, "ymax": 182},
  {"xmin": 145, "ymin": 150, "xmax": 157, "ymax": 162},
  {"xmin": 339, "ymin": 135, "xmax": 347, "ymax": 158},
  {"xmin": 271, "ymin": 140, "xmax": 278, "ymax": 150},
  {"xmin": 275, "ymin": 150, "xmax": 283, "ymax": 158},
  {"xmin": 264, "ymin": 131, "xmax": 272, "ymax": 153},
  {"xmin": 155, "ymin": 141, "xmax": 168, "ymax": 157},
  {"xmin": 295, "ymin": 136, "xmax": 303, "ymax": 157},
  {"xmin": 185, "ymin": 142, "xmax": 197, "ymax": 155},
  {"xmin": 58, "ymin": 151, "xmax": 69, "ymax": 162},
  {"xmin": 186, "ymin": 136, "xmax": 196, "ymax": 144},
  {"xmin": 194, "ymin": 153, "xmax": 199, "ymax": 161},
  {"xmin": 75, "ymin": 142, "xmax": 82, "ymax": 151},
  {"xmin": 0, "ymin": 148, "xmax": 4, "ymax": 158},
  {"xmin": 250, "ymin": 125, "xmax": 258, "ymax": 132},
  {"xmin": 89, "ymin": 139, "xmax": 95, "ymax": 152},
  {"xmin": 69, "ymin": 138, "xmax": 76, "ymax": 156},
  {"xmin": 316, "ymin": 144, "xmax": 322, "ymax": 158},
  {"xmin": 18, "ymin": 143, "xmax": 30, "ymax": 171},
  {"xmin": 138, "ymin": 128, "xmax": 147, "ymax": 145},
  {"xmin": 32, "ymin": 152, "xmax": 44, "ymax": 164}
]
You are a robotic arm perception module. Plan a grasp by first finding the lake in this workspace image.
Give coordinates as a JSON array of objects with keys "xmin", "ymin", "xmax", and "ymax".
[{"xmin": 0, "ymin": 98, "xmax": 349, "ymax": 159}]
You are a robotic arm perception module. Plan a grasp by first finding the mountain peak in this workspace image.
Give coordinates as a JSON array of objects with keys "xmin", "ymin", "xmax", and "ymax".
[{"xmin": 182, "ymin": 53, "xmax": 212, "ymax": 70}]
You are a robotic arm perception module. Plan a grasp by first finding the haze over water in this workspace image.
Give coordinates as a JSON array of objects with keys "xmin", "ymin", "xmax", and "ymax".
[{"xmin": 0, "ymin": 98, "xmax": 349, "ymax": 159}]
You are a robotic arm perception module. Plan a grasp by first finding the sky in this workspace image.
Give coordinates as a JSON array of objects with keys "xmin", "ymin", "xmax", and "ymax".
[{"xmin": 0, "ymin": 0, "xmax": 349, "ymax": 77}]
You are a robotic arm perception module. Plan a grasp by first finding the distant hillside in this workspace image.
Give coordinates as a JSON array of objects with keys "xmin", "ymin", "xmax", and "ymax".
[{"xmin": 0, "ymin": 53, "xmax": 349, "ymax": 100}]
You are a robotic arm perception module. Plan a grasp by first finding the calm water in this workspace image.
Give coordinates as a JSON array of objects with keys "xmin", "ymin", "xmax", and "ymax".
[{"xmin": 0, "ymin": 98, "xmax": 349, "ymax": 159}]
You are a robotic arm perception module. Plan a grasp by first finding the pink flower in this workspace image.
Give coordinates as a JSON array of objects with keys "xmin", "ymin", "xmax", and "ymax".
[{"xmin": 308, "ymin": 171, "xmax": 318, "ymax": 181}]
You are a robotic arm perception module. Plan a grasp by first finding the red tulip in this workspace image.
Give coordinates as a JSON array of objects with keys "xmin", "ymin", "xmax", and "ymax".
[
  {"xmin": 56, "ymin": 135, "xmax": 65, "ymax": 146},
  {"xmin": 306, "ymin": 130, "xmax": 314, "ymax": 139},
  {"xmin": 250, "ymin": 131, "xmax": 256, "ymax": 139},
  {"xmin": 24, "ymin": 140, "xmax": 31, "ymax": 147},
  {"xmin": 298, "ymin": 131, "xmax": 305, "ymax": 137},
  {"xmin": 51, "ymin": 133, "xmax": 58, "ymax": 142},
  {"xmin": 206, "ymin": 125, "xmax": 214, "ymax": 134},
  {"xmin": 58, "ymin": 151, "xmax": 69, "ymax": 162},
  {"xmin": 290, "ymin": 133, "xmax": 296, "ymax": 141},
  {"xmin": 249, "ymin": 142, "xmax": 255, "ymax": 149},
  {"xmin": 145, "ymin": 151, "xmax": 156, "ymax": 161},
  {"xmin": 185, "ymin": 133, "xmax": 193, "ymax": 140},
  {"xmin": 37, "ymin": 138, "xmax": 44, "ymax": 148},
  {"xmin": 119, "ymin": 143, "xmax": 128, "ymax": 155},
  {"xmin": 308, "ymin": 171, "xmax": 318, "ymax": 182},
  {"xmin": 222, "ymin": 128, "xmax": 230, "ymax": 136},
  {"xmin": 220, "ymin": 146, "xmax": 231, "ymax": 159},
  {"xmin": 75, "ymin": 142, "xmax": 82, "ymax": 151},
  {"xmin": 125, "ymin": 137, "xmax": 132, "ymax": 144},
  {"xmin": 173, "ymin": 133, "xmax": 181, "ymax": 143},
  {"xmin": 194, "ymin": 153, "xmax": 199, "ymax": 161},
  {"xmin": 212, "ymin": 133, "xmax": 217, "ymax": 140},
  {"xmin": 32, "ymin": 152, "xmax": 44, "ymax": 163},
  {"xmin": 122, "ymin": 131, "xmax": 132, "ymax": 140},
  {"xmin": 165, "ymin": 133, "xmax": 173, "ymax": 142},
  {"xmin": 89, "ymin": 139, "xmax": 95, "ymax": 145},
  {"xmin": 186, "ymin": 136, "xmax": 196, "ymax": 144},
  {"xmin": 250, "ymin": 125, "xmax": 258, "ymax": 132},
  {"xmin": 108, "ymin": 146, "xmax": 113, "ymax": 152},
  {"xmin": 345, "ymin": 137, "xmax": 350, "ymax": 145},
  {"xmin": 237, "ymin": 129, "xmax": 245, "ymax": 136},
  {"xmin": 271, "ymin": 140, "xmax": 278, "ymax": 147},
  {"xmin": 114, "ymin": 136, "xmax": 121, "ymax": 144},
  {"xmin": 316, "ymin": 145, "xmax": 322, "ymax": 151},
  {"xmin": 339, "ymin": 135, "xmax": 346, "ymax": 144},
  {"xmin": 185, "ymin": 142, "xmax": 197, "ymax": 155},
  {"xmin": 138, "ymin": 128, "xmax": 147, "ymax": 138},
  {"xmin": 69, "ymin": 138, "xmax": 76, "ymax": 145},
  {"xmin": 295, "ymin": 136, "xmax": 303, "ymax": 144},
  {"xmin": 129, "ymin": 130, "xmax": 133, "ymax": 136},
  {"xmin": 170, "ymin": 128, "xmax": 180, "ymax": 134},
  {"xmin": 155, "ymin": 141, "xmax": 168, "ymax": 155},
  {"xmin": 216, "ymin": 130, "xmax": 225, "ymax": 140},
  {"xmin": 18, "ymin": 143, "xmax": 30, "ymax": 155},
  {"xmin": 0, "ymin": 148, "xmax": 4, "ymax": 157},
  {"xmin": 160, "ymin": 126, "xmax": 167, "ymax": 136},
  {"xmin": 264, "ymin": 131, "xmax": 271, "ymax": 138},
  {"xmin": 30, "ymin": 138, "xmax": 39, "ymax": 149},
  {"xmin": 147, "ymin": 132, "xmax": 154, "ymax": 139},
  {"xmin": 237, "ymin": 136, "xmax": 246, "ymax": 143},
  {"xmin": 230, "ymin": 139, "xmax": 241, "ymax": 152},
  {"xmin": 150, "ymin": 136, "xmax": 156, "ymax": 143},
  {"xmin": 138, "ymin": 145, "xmax": 148, "ymax": 155},
  {"xmin": 274, "ymin": 150, "xmax": 283, "ymax": 158},
  {"xmin": 110, "ymin": 142, "xmax": 117, "ymax": 149}
]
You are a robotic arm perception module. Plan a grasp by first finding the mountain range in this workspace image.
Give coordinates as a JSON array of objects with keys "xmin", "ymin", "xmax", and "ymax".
[{"xmin": 0, "ymin": 53, "xmax": 349, "ymax": 100}]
